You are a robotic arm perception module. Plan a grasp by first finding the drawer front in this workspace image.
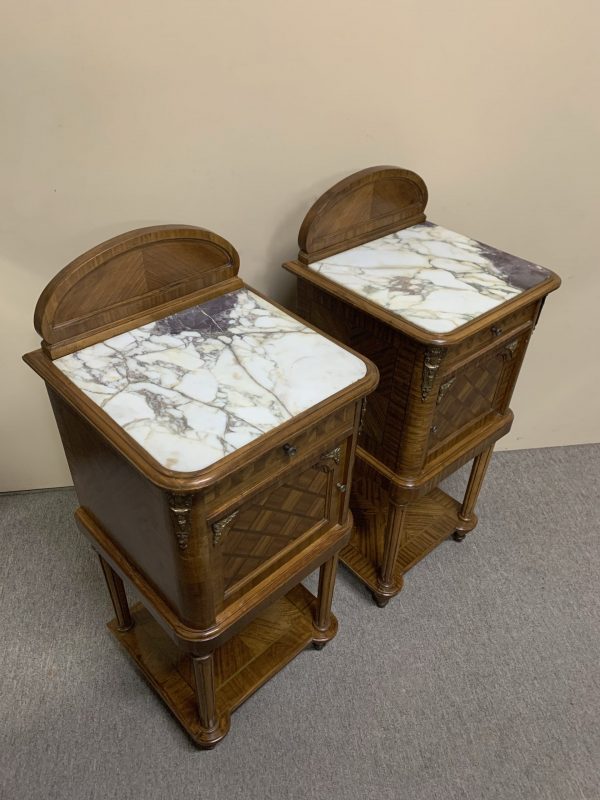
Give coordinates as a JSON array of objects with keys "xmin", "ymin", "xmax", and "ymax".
[
  {"xmin": 212, "ymin": 440, "xmax": 349, "ymax": 604},
  {"xmin": 201, "ymin": 402, "xmax": 355, "ymax": 515},
  {"xmin": 425, "ymin": 330, "xmax": 529, "ymax": 459},
  {"xmin": 445, "ymin": 301, "xmax": 537, "ymax": 369}
]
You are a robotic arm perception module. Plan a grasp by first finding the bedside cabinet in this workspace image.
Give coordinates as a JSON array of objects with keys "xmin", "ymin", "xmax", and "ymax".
[
  {"xmin": 24, "ymin": 225, "xmax": 377, "ymax": 746},
  {"xmin": 283, "ymin": 166, "xmax": 560, "ymax": 607}
]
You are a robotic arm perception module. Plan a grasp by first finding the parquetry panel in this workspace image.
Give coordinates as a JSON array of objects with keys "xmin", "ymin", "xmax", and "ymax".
[
  {"xmin": 429, "ymin": 347, "xmax": 515, "ymax": 452},
  {"xmin": 222, "ymin": 465, "xmax": 329, "ymax": 590}
]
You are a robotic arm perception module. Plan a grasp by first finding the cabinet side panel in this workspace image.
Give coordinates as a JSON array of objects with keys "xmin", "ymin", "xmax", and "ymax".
[
  {"xmin": 47, "ymin": 388, "xmax": 185, "ymax": 619},
  {"xmin": 296, "ymin": 279, "xmax": 415, "ymax": 470}
]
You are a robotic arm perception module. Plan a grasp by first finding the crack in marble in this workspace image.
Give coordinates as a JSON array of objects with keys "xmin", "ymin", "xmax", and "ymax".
[
  {"xmin": 309, "ymin": 222, "xmax": 551, "ymax": 334},
  {"xmin": 54, "ymin": 289, "xmax": 366, "ymax": 473}
]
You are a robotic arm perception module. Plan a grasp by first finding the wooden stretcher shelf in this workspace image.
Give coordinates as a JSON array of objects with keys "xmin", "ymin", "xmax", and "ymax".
[
  {"xmin": 109, "ymin": 584, "xmax": 333, "ymax": 748},
  {"xmin": 341, "ymin": 486, "xmax": 462, "ymax": 602}
]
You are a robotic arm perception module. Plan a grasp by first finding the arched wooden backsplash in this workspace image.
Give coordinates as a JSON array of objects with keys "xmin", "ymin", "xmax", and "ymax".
[
  {"xmin": 298, "ymin": 166, "xmax": 428, "ymax": 264},
  {"xmin": 34, "ymin": 225, "xmax": 241, "ymax": 357}
]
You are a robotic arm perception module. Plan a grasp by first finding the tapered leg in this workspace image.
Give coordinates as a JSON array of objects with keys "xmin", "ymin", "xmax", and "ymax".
[
  {"xmin": 187, "ymin": 652, "xmax": 230, "ymax": 747},
  {"xmin": 371, "ymin": 499, "xmax": 408, "ymax": 606},
  {"xmin": 453, "ymin": 445, "xmax": 495, "ymax": 541},
  {"xmin": 191, "ymin": 653, "xmax": 218, "ymax": 733},
  {"xmin": 98, "ymin": 555, "xmax": 133, "ymax": 631},
  {"xmin": 312, "ymin": 555, "xmax": 339, "ymax": 649}
]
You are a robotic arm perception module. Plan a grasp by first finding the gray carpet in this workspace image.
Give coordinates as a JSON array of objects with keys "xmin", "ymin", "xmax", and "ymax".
[{"xmin": 1, "ymin": 444, "xmax": 599, "ymax": 800}]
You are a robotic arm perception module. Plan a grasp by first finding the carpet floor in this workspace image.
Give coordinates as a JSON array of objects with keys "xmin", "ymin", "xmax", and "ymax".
[{"xmin": 1, "ymin": 444, "xmax": 599, "ymax": 800}]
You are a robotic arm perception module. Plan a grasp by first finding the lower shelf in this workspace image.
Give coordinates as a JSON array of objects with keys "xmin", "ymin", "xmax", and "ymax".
[
  {"xmin": 108, "ymin": 583, "xmax": 332, "ymax": 747},
  {"xmin": 341, "ymin": 483, "xmax": 462, "ymax": 598}
]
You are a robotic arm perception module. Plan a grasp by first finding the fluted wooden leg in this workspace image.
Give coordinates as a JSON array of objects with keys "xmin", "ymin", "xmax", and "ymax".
[
  {"xmin": 374, "ymin": 499, "xmax": 408, "ymax": 606},
  {"xmin": 312, "ymin": 555, "xmax": 339, "ymax": 649},
  {"xmin": 192, "ymin": 653, "xmax": 218, "ymax": 733},
  {"xmin": 453, "ymin": 445, "xmax": 495, "ymax": 541},
  {"xmin": 98, "ymin": 555, "xmax": 133, "ymax": 631}
]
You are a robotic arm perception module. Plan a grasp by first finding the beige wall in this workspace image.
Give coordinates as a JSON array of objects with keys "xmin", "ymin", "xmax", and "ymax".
[{"xmin": 1, "ymin": 0, "xmax": 598, "ymax": 491}]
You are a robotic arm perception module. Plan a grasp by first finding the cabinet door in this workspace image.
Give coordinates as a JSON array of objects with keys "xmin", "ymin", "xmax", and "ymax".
[
  {"xmin": 425, "ymin": 332, "xmax": 529, "ymax": 461},
  {"xmin": 212, "ymin": 443, "xmax": 347, "ymax": 605}
]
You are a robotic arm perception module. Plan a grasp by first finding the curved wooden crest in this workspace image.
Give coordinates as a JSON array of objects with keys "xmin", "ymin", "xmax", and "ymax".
[
  {"xmin": 35, "ymin": 225, "xmax": 241, "ymax": 358},
  {"xmin": 298, "ymin": 166, "xmax": 428, "ymax": 263}
]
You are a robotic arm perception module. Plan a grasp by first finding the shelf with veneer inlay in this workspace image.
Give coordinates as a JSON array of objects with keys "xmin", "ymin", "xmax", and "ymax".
[
  {"xmin": 283, "ymin": 166, "xmax": 560, "ymax": 606},
  {"xmin": 109, "ymin": 585, "xmax": 323, "ymax": 748},
  {"xmin": 342, "ymin": 468, "xmax": 462, "ymax": 605},
  {"xmin": 24, "ymin": 224, "xmax": 378, "ymax": 747}
]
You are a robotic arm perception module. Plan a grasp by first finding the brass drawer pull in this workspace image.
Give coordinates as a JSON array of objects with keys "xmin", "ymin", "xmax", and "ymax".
[
  {"xmin": 491, "ymin": 325, "xmax": 503, "ymax": 337},
  {"xmin": 282, "ymin": 443, "xmax": 297, "ymax": 457},
  {"xmin": 430, "ymin": 425, "xmax": 438, "ymax": 435},
  {"xmin": 336, "ymin": 483, "xmax": 347, "ymax": 493}
]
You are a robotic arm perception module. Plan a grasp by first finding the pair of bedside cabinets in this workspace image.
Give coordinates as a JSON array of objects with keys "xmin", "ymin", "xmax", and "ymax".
[{"xmin": 24, "ymin": 167, "xmax": 560, "ymax": 748}]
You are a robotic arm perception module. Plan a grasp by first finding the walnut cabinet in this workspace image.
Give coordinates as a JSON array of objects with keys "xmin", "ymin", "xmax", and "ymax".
[
  {"xmin": 283, "ymin": 166, "xmax": 560, "ymax": 607},
  {"xmin": 24, "ymin": 225, "xmax": 377, "ymax": 746}
]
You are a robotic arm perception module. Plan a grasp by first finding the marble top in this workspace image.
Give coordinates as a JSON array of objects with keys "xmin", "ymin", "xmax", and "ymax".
[
  {"xmin": 308, "ymin": 222, "xmax": 551, "ymax": 333},
  {"xmin": 55, "ymin": 289, "xmax": 367, "ymax": 473}
]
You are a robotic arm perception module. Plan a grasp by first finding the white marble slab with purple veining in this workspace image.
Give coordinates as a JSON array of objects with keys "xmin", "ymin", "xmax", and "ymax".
[
  {"xmin": 54, "ymin": 289, "xmax": 366, "ymax": 472},
  {"xmin": 308, "ymin": 222, "xmax": 551, "ymax": 333}
]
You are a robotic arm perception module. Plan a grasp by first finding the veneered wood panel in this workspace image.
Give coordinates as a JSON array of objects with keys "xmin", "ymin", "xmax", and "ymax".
[
  {"xmin": 222, "ymin": 465, "xmax": 330, "ymax": 591},
  {"xmin": 298, "ymin": 166, "xmax": 428, "ymax": 263},
  {"xmin": 47, "ymin": 387, "xmax": 187, "ymax": 619},
  {"xmin": 34, "ymin": 226, "xmax": 240, "ymax": 355}
]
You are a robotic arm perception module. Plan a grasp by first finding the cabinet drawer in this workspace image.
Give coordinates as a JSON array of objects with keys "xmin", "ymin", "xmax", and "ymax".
[
  {"xmin": 426, "ymin": 329, "xmax": 530, "ymax": 460},
  {"xmin": 212, "ymin": 440, "xmax": 349, "ymax": 604},
  {"xmin": 202, "ymin": 402, "xmax": 356, "ymax": 514},
  {"xmin": 444, "ymin": 301, "xmax": 537, "ymax": 369}
]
